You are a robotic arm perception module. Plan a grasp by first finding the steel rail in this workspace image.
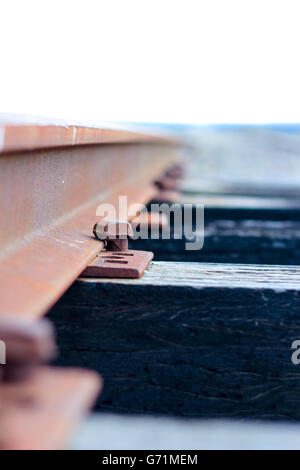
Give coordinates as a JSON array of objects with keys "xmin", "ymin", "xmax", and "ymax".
[
  {"xmin": 0, "ymin": 115, "xmax": 181, "ymax": 319},
  {"xmin": 0, "ymin": 113, "xmax": 171, "ymax": 153}
]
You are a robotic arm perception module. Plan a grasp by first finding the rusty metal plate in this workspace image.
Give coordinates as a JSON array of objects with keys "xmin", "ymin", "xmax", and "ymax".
[
  {"xmin": 82, "ymin": 250, "xmax": 154, "ymax": 279},
  {"xmin": 0, "ymin": 366, "xmax": 101, "ymax": 450}
]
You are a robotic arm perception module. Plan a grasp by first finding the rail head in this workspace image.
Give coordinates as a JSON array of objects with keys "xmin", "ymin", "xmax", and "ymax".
[{"xmin": 0, "ymin": 113, "xmax": 178, "ymax": 154}]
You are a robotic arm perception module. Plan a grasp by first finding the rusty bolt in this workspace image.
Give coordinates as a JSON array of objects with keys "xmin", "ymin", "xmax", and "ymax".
[
  {"xmin": 131, "ymin": 212, "xmax": 168, "ymax": 231},
  {"xmin": 153, "ymin": 190, "xmax": 180, "ymax": 203},
  {"xmin": 154, "ymin": 176, "xmax": 180, "ymax": 191},
  {"xmin": 165, "ymin": 163, "xmax": 184, "ymax": 179},
  {"xmin": 93, "ymin": 219, "xmax": 134, "ymax": 252},
  {"xmin": 154, "ymin": 163, "xmax": 184, "ymax": 191},
  {"xmin": 0, "ymin": 317, "xmax": 57, "ymax": 383}
]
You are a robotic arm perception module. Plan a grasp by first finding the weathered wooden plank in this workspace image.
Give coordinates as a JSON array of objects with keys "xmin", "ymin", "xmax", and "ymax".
[
  {"xmin": 181, "ymin": 193, "xmax": 300, "ymax": 210},
  {"xmin": 48, "ymin": 262, "xmax": 300, "ymax": 420},
  {"xmin": 129, "ymin": 205, "xmax": 300, "ymax": 265}
]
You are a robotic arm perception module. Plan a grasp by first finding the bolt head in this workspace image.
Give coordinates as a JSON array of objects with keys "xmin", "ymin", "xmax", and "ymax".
[{"xmin": 93, "ymin": 219, "xmax": 133, "ymax": 240}]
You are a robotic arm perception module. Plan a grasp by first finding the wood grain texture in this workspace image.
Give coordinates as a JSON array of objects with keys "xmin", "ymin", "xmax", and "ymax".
[
  {"xmin": 49, "ymin": 261, "xmax": 300, "ymax": 420},
  {"xmin": 0, "ymin": 367, "xmax": 101, "ymax": 450}
]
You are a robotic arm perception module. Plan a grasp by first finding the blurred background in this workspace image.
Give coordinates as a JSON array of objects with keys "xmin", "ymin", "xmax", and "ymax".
[
  {"xmin": 2, "ymin": 0, "xmax": 300, "ymax": 198},
  {"xmin": 1, "ymin": 0, "xmax": 299, "ymax": 125}
]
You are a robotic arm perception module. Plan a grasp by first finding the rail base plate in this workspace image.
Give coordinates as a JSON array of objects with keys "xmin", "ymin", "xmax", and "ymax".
[{"xmin": 82, "ymin": 250, "xmax": 154, "ymax": 279}]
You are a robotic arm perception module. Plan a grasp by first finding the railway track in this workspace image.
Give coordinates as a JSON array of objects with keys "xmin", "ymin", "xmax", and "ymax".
[
  {"xmin": 0, "ymin": 115, "xmax": 181, "ymax": 318},
  {"xmin": 0, "ymin": 114, "xmax": 182, "ymax": 449},
  {"xmin": 1, "ymin": 119, "xmax": 300, "ymax": 449}
]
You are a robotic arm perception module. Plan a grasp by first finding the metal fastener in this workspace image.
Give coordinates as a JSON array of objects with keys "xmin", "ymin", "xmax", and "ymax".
[
  {"xmin": 93, "ymin": 219, "xmax": 134, "ymax": 252},
  {"xmin": 0, "ymin": 317, "xmax": 56, "ymax": 383}
]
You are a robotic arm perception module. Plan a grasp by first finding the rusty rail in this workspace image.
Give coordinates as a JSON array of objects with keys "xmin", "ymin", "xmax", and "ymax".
[{"xmin": 0, "ymin": 114, "xmax": 182, "ymax": 319}]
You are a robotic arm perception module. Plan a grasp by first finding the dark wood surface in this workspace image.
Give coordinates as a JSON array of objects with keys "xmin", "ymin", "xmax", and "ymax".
[
  {"xmin": 48, "ymin": 261, "xmax": 300, "ymax": 420},
  {"xmin": 49, "ymin": 128, "xmax": 300, "ymax": 422},
  {"xmin": 129, "ymin": 206, "xmax": 300, "ymax": 265}
]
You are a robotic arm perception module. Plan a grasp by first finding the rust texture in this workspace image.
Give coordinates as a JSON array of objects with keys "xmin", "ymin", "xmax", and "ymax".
[
  {"xmin": 0, "ymin": 114, "xmax": 175, "ymax": 154},
  {"xmin": 93, "ymin": 219, "xmax": 134, "ymax": 252},
  {"xmin": 82, "ymin": 250, "xmax": 154, "ymax": 279},
  {"xmin": 131, "ymin": 212, "xmax": 168, "ymax": 230},
  {"xmin": 0, "ymin": 317, "xmax": 56, "ymax": 383},
  {"xmin": 0, "ymin": 367, "xmax": 102, "ymax": 450},
  {"xmin": 0, "ymin": 137, "xmax": 181, "ymax": 318}
]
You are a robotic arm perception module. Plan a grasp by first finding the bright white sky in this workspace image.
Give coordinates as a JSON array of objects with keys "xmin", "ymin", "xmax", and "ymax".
[{"xmin": 0, "ymin": 0, "xmax": 300, "ymax": 124}]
